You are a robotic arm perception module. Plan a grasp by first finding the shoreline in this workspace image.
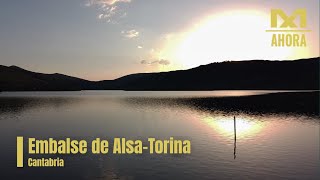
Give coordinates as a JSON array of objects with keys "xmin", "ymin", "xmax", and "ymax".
[{"xmin": 0, "ymin": 91, "xmax": 319, "ymax": 116}]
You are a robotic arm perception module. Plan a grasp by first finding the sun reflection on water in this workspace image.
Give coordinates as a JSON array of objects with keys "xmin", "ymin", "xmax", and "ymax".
[{"xmin": 202, "ymin": 115, "xmax": 264, "ymax": 140}]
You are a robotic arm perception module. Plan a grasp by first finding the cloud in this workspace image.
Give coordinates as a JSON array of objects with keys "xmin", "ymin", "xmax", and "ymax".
[
  {"xmin": 158, "ymin": 59, "xmax": 170, "ymax": 65},
  {"xmin": 121, "ymin": 29, "xmax": 139, "ymax": 38},
  {"xmin": 140, "ymin": 60, "xmax": 148, "ymax": 64},
  {"xmin": 85, "ymin": 0, "xmax": 131, "ymax": 22},
  {"xmin": 86, "ymin": 0, "xmax": 131, "ymax": 6},
  {"xmin": 162, "ymin": 33, "xmax": 174, "ymax": 41},
  {"xmin": 140, "ymin": 59, "xmax": 170, "ymax": 66}
]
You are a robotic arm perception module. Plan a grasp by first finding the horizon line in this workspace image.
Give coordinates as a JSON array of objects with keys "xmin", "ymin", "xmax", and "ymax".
[{"xmin": 1, "ymin": 57, "xmax": 319, "ymax": 82}]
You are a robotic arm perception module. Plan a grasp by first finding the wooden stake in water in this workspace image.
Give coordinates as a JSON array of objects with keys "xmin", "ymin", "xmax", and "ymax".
[{"xmin": 234, "ymin": 116, "xmax": 237, "ymax": 159}]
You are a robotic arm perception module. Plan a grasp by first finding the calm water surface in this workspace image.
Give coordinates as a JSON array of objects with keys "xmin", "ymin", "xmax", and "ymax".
[{"xmin": 0, "ymin": 91, "xmax": 319, "ymax": 179}]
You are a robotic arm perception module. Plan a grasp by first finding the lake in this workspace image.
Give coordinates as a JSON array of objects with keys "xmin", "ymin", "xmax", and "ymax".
[{"xmin": 0, "ymin": 91, "xmax": 319, "ymax": 179}]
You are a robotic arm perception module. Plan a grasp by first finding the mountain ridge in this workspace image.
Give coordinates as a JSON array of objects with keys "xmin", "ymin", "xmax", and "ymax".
[{"xmin": 1, "ymin": 57, "xmax": 319, "ymax": 91}]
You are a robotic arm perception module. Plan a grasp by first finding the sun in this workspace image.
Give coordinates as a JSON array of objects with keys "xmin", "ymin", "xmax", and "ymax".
[{"xmin": 165, "ymin": 9, "xmax": 310, "ymax": 69}]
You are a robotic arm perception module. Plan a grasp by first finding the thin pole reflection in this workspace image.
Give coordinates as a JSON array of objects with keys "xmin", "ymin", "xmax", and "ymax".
[{"xmin": 234, "ymin": 116, "xmax": 237, "ymax": 159}]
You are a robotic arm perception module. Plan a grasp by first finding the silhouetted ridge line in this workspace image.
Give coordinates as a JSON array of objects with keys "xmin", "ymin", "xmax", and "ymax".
[{"xmin": 0, "ymin": 57, "xmax": 319, "ymax": 91}]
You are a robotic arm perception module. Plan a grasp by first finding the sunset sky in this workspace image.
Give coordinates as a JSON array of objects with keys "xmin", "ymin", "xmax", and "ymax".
[{"xmin": 0, "ymin": 0, "xmax": 319, "ymax": 80}]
